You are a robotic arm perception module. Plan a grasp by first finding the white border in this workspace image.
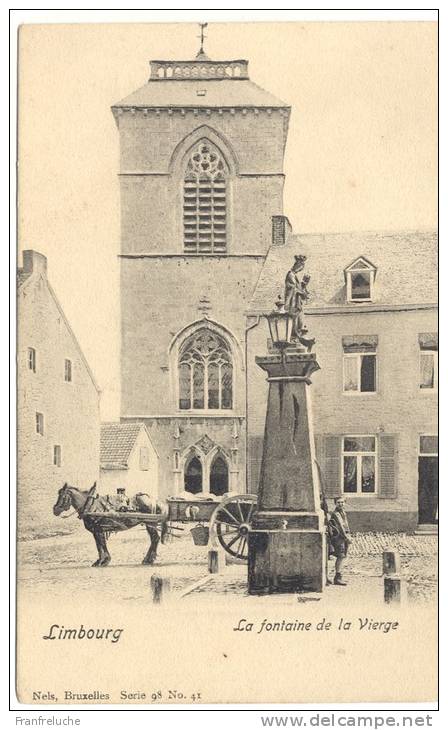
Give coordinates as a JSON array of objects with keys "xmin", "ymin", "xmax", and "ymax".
[{"xmin": 6, "ymin": 6, "xmax": 442, "ymax": 726}]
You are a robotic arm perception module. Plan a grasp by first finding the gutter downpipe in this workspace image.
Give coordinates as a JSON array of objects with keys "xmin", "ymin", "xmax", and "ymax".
[{"xmin": 244, "ymin": 314, "xmax": 261, "ymax": 494}]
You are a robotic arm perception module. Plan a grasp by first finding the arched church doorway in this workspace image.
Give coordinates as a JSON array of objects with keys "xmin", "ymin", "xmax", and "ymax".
[
  {"xmin": 210, "ymin": 455, "xmax": 229, "ymax": 496},
  {"xmin": 185, "ymin": 456, "xmax": 203, "ymax": 494}
]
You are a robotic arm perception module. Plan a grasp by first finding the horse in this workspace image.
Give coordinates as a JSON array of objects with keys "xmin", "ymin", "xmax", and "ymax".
[{"xmin": 53, "ymin": 483, "xmax": 169, "ymax": 567}]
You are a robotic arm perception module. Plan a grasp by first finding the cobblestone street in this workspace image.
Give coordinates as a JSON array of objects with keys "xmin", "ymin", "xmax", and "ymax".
[{"xmin": 18, "ymin": 524, "xmax": 437, "ymax": 608}]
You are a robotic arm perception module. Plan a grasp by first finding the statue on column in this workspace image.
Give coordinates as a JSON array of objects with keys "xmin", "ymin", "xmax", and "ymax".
[{"xmin": 284, "ymin": 255, "xmax": 315, "ymax": 351}]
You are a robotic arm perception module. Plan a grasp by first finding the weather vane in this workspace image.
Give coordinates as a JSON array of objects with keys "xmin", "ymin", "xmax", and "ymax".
[{"xmin": 197, "ymin": 22, "xmax": 208, "ymax": 56}]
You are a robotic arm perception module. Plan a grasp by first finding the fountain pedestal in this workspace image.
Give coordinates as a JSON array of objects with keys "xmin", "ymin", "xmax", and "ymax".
[{"xmin": 248, "ymin": 348, "xmax": 326, "ymax": 594}]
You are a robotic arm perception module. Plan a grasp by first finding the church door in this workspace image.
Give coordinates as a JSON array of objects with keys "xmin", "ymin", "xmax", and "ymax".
[
  {"xmin": 185, "ymin": 456, "xmax": 203, "ymax": 494},
  {"xmin": 210, "ymin": 456, "xmax": 229, "ymax": 496}
]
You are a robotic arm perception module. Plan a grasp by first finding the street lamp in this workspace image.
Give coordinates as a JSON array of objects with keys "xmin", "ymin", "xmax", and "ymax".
[{"xmin": 266, "ymin": 296, "xmax": 295, "ymax": 350}]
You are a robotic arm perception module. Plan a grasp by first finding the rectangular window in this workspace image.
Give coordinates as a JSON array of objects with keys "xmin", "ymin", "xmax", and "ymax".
[
  {"xmin": 419, "ymin": 435, "xmax": 438, "ymax": 456},
  {"xmin": 419, "ymin": 350, "xmax": 437, "ymax": 390},
  {"xmin": 64, "ymin": 359, "xmax": 72, "ymax": 382},
  {"xmin": 28, "ymin": 347, "xmax": 36, "ymax": 372},
  {"xmin": 139, "ymin": 447, "xmax": 150, "ymax": 471},
  {"xmin": 53, "ymin": 445, "xmax": 62, "ymax": 467},
  {"xmin": 343, "ymin": 353, "xmax": 376, "ymax": 393},
  {"xmin": 36, "ymin": 412, "xmax": 44, "ymax": 436},
  {"xmin": 342, "ymin": 436, "xmax": 376, "ymax": 494}
]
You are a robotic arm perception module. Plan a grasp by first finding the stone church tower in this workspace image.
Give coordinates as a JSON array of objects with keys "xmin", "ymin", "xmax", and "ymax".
[{"xmin": 112, "ymin": 47, "xmax": 290, "ymax": 499}]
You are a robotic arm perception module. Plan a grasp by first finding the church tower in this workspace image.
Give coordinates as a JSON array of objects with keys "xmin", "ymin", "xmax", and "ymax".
[{"xmin": 112, "ymin": 39, "xmax": 290, "ymax": 499}]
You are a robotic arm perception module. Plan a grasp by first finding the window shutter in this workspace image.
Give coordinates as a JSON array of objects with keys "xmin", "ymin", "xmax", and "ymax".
[
  {"xmin": 378, "ymin": 434, "xmax": 397, "ymax": 498},
  {"xmin": 315, "ymin": 435, "xmax": 342, "ymax": 499}
]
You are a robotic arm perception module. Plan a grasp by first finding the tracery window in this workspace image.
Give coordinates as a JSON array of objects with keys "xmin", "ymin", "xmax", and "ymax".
[
  {"xmin": 179, "ymin": 329, "xmax": 233, "ymax": 410},
  {"xmin": 183, "ymin": 142, "xmax": 227, "ymax": 254}
]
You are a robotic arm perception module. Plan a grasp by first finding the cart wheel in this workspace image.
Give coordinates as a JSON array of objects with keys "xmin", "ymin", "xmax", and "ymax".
[{"xmin": 209, "ymin": 494, "xmax": 257, "ymax": 561}]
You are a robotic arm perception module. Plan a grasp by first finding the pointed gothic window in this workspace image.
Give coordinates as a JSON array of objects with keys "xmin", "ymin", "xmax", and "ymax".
[
  {"xmin": 184, "ymin": 455, "xmax": 203, "ymax": 494},
  {"xmin": 183, "ymin": 142, "xmax": 227, "ymax": 254},
  {"xmin": 179, "ymin": 329, "xmax": 233, "ymax": 410},
  {"xmin": 210, "ymin": 455, "xmax": 229, "ymax": 496}
]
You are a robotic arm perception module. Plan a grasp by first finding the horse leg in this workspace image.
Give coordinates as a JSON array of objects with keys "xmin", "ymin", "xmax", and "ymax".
[
  {"xmin": 160, "ymin": 518, "xmax": 168, "ymax": 545},
  {"xmin": 91, "ymin": 529, "xmax": 104, "ymax": 567},
  {"xmin": 142, "ymin": 526, "xmax": 160, "ymax": 565},
  {"xmin": 98, "ymin": 532, "xmax": 111, "ymax": 567}
]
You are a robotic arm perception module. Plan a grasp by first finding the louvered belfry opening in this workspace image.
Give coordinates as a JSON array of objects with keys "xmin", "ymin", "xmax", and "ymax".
[{"xmin": 183, "ymin": 141, "xmax": 227, "ymax": 254}]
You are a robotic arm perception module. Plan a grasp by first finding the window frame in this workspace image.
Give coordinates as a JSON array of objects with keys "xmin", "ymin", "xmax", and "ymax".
[
  {"xmin": 53, "ymin": 445, "xmax": 62, "ymax": 467},
  {"xmin": 419, "ymin": 349, "xmax": 438, "ymax": 392},
  {"xmin": 36, "ymin": 412, "xmax": 44, "ymax": 436},
  {"xmin": 64, "ymin": 358, "xmax": 73, "ymax": 383},
  {"xmin": 28, "ymin": 347, "xmax": 36, "ymax": 373},
  {"xmin": 182, "ymin": 141, "xmax": 228, "ymax": 255},
  {"xmin": 419, "ymin": 434, "xmax": 438, "ymax": 457},
  {"xmin": 341, "ymin": 434, "xmax": 377, "ymax": 496},
  {"xmin": 178, "ymin": 330, "xmax": 234, "ymax": 413},
  {"xmin": 342, "ymin": 351, "xmax": 377, "ymax": 395},
  {"xmin": 347, "ymin": 268, "xmax": 374, "ymax": 303}
]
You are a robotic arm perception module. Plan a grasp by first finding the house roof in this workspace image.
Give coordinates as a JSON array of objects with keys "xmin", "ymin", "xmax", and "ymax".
[
  {"xmin": 17, "ymin": 270, "xmax": 32, "ymax": 287},
  {"xmin": 100, "ymin": 422, "xmax": 145, "ymax": 469},
  {"xmin": 17, "ymin": 250, "xmax": 100, "ymax": 393},
  {"xmin": 248, "ymin": 229, "xmax": 438, "ymax": 312},
  {"xmin": 112, "ymin": 79, "xmax": 289, "ymax": 110}
]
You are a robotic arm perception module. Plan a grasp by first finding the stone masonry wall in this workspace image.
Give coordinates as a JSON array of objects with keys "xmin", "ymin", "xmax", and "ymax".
[
  {"xmin": 122, "ymin": 416, "xmax": 245, "ymax": 501},
  {"xmin": 120, "ymin": 255, "xmax": 264, "ymax": 416},
  {"xmin": 117, "ymin": 111, "xmax": 287, "ymax": 174},
  {"xmin": 117, "ymin": 112, "xmax": 287, "ymax": 255},
  {"xmin": 120, "ymin": 174, "xmax": 284, "ymax": 255},
  {"xmin": 17, "ymin": 273, "xmax": 100, "ymax": 539}
]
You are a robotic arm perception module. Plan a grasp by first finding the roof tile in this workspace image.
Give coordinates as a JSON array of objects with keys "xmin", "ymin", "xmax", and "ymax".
[
  {"xmin": 113, "ymin": 79, "xmax": 288, "ymax": 109},
  {"xmin": 100, "ymin": 422, "xmax": 143, "ymax": 468},
  {"xmin": 249, "ymin": 229, "xmax": 437, "ymax": 312}
]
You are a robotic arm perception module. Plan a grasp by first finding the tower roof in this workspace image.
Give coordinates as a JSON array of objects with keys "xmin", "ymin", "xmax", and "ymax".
[{"xmin": 112, "ymin": 56, "xmax": 289, "ymax": 109}]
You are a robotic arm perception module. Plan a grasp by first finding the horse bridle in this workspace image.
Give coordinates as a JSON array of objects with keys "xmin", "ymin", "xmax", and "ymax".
[{"xmin": 58, "ymin": 485, "xmax": 78, "ymax": 519}]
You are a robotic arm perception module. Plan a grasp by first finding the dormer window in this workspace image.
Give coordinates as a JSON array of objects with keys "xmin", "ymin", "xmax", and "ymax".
[{"xmin": 344, "ymin": 257, "xmax": 377, "ymax": 303}]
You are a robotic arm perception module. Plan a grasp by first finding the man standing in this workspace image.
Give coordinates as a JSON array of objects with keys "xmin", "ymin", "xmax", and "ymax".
[{"xmin": 328, "ymin": 496, "xmax": 352, "ymax": 586}]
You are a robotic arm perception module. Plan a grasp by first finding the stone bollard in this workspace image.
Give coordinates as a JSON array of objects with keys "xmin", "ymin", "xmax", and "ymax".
[
  {"xmin": 208, "ymin": 548, "xmax": 223, "ymax": 574},
  {"xmin": 383, "ymin": 549, "xmax": 401, "ymax": 576},
  {"xmin": 383, "ymin": 550, "xmax": 402, "ymax": 604},
  {"xmin": 384, "ymin": 575, "xmax": 401, "ymax": 604},
  {"xmin": 150, "ymin": 574, "xmax": 170, "ymax": 604}
]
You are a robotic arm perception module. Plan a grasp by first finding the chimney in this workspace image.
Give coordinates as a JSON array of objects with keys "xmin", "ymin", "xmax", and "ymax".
[
  {"xmin": 272, "ymin": 216, "xmax": 292, "ymax": 247},
  {"xmin": 22, "ymin": 250, "xmax": 47, "ymax": 276}
]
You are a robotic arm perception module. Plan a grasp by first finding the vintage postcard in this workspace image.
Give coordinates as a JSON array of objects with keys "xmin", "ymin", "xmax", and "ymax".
[{"xmin": 16, "ymin": 19, "xmax": 438, "ymax": 706}]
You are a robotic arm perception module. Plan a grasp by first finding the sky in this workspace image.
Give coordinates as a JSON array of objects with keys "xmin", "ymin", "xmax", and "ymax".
[{"xmin": 18, "ymin": 21, "xmax": 437, "ymax": 419}]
